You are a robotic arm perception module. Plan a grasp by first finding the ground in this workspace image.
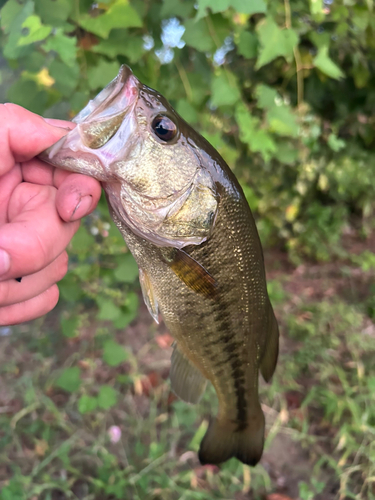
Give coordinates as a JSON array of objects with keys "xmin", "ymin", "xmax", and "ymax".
[{"xmin": 0, "ymin": 237, "xmax": 374, "ymax": 500}]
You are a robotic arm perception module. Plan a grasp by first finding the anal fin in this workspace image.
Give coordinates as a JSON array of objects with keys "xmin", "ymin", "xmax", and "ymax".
[
  {"xmin": 139, "ymin": 268, "xmax": 159, "ymax": 324},
  {"xmin": 170, "ymin": 343, "xmax": 207, "ymax": 404},
  {"xmin": 165, "ymin": 248, "xmax": 218, "ymax": 298}
]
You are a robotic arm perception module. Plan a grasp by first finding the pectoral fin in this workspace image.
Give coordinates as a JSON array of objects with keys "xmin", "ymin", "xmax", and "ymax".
[
  {"xmin": 165, "ymin": 249, "xmax": 218, "ymax": 298},
  {"xmin": 170, "ymin": 343, "xmax": 207, "ymax": 404},
  {"xmin": 139, "ymin": 268, "xmax": 159, "ymax": 324}
]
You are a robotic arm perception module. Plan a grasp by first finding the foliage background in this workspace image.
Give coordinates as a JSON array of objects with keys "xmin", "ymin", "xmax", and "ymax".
[{"xmin": 0, "ymin": 0, "xmax": 375, "ymax": 499}]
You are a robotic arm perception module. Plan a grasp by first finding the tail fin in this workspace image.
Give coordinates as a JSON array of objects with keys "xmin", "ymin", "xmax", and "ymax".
[{"xmin": 198, "ymin": 406, "xmax": 265, "ymax": 466}]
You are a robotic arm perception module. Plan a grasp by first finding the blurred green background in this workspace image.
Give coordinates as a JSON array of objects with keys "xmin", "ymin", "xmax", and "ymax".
[{"xmin": 1, "ymin": 0, "xmax": 375, "ymax": 499}]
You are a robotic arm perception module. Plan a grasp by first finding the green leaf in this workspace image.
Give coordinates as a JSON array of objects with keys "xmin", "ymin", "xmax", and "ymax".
[
  {"xmin": 78, "ymin": 395, "xmax": 98, "ymax": 414},
  {"xmin": 1, "ymin": 0, "xmax": 34, "ymax": 59},
  {"xmin": 328, "ymin": 133, "xmax": 346, "ymax": 152},
  {"xmin": 103, "ymin": 340, "xmax": 129, "ymax": 367},
  {"xmin": 255, "ymin": 84, "xmax": 278, "ymax": 109},
  {"xmin": 59, "ymin": 274, "xmax": 83, "ymax": 302},
  {"xmin": 275, "ymin": 141, "xmax": 299, "ymax": 164},
  {"xmin": 196, "ymin": 0, "xmax": 266, "ymax": 20},
  {"xmin": 240, "ymin": 183, "xmax": 259, "ymax": 211},
  {"xmin": 189, "ymin": 420, "xmax": 209, "ymax": 451},
  {"xmin": 7, "ymin": 78, "xmax": 48, "ymax": 114},
  {"xmin": 43, "ymin": 30, "xmax": 77, "ymax": 66},
  {"xmin": 97, "ymin": 385, "xmax": 117, "ymax": 410},
  {"xmin": 125, "ymin": 291, "xmax": 139, "ymax": 313},
  {"xmin": 310, "ymin": 0, "xmax": 323, "ymax": 16},
  {"xmin": 70, "ymin": 91, "xmax": 90, "ymax": 114},
  {"xmin": 17, "ymin": 15, "xmax": 52, "ymax": 46},
  {"xmin": 255, "ymin": 18, "xmax": 299, "ymax": 69},
  {"xmin": 60, "ymin": 316, "xmax": 80, "ymax": 338},
  {"xmin": 237, "ymin": 30, "xmax": 258, "ymax": 58},
  {"xmin": 87, "ymin": 60, "xmax": 120, "ymax": 90},
  {"xmin": 70, "ymin": 226, "xmax": 95, "ymax": 254},
  {"xmin": 49, "ymin": 60, "xmax": 80, "ymax": 96},
  {"xmin": 92, "ymin": 30, "xmax": 146, "ymax": 62},
  {"xmin": 183, "ymin": 18, "xmax": 215, "ymax": 52},
  {"xmin": 267, "ymin": 106, "xmax": 299, "ymax": 137},
  {"xmin": 35, "ymin": 0, "xmax": 73, "ymax": 25},
  {"xmin": 78, "ymin": 0, "xmax": 142, "ymax": 38},
  {"xmin": 176, "ymin": 99, "xmax": 198, "ymax": 123},
  {"xmin": 114, "ymin": 253, "xmax": 139, "ymax": 283},
  {"xmin": 313, "ymin": 45, "xmax": 344, "ymax": 80},
  {"xmin": 184, "ymin": 14, "xmax": 230, "ymax": 53},
  {"xmin": 235, "ymin": 102, "xmax": 276, "ymax": 161},
  {"xmin": 56, "ymin": 367, "xmax": 81, "ymax": 393},
  {"xmin": 189, "ymin": 72, "xmax": 211, "ymax": 106},
  {"xmin": 97, "ymin": 299, "xmax": 122, "ymax": 321},
  {"xmin": 1, "ymin": 0, "xmax": 26, "ymax": 34},
  {"xmin": 21, "ymin": 51, "xmax": 46, "ymax": 72},
  {"xmin": 211, "ymin": 72, "xmax": 241, "ymax": 107},
  {"xmin": 353, "ymin": 61, "xmax": 370, "ymax": 89},
  {"xmin": 160, "ymin": 0, "xmax": 195, "ymax": 18},
  {"xmin": 113, "ymin": 292, "xmax": 139, "ymax": 329}
]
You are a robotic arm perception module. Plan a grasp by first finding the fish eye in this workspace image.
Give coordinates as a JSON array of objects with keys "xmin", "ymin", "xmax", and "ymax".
[{"xmin": 151, "ymin": 115, "xmax": 178, "ymax": 142}]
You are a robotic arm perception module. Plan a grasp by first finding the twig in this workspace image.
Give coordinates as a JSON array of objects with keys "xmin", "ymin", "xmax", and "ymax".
[{"xmin": 285, "ymin": 0, "xmax": 304, "ymax": 108}]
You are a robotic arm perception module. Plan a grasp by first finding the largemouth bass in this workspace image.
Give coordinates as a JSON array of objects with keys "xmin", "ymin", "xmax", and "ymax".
[{"xmin": 40, "ymin": 65, "xmax": 279, "ymax": 466}]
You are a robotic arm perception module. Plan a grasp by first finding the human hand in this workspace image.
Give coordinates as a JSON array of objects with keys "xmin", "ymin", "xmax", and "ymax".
[{"xmin": 0, "ymin": 104, "xmax": 102, "ymax": 326}]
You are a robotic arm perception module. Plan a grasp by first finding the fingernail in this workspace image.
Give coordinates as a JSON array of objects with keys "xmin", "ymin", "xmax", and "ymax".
[
  {"xmin": 43, "ymin": 117, "xmax": 72, "ymax": 131},
  {"xmin": 71, "ymin": 195, "xmax": 93, "ymax": 220},
  {"xmin": 0, "ymin": 249, "xmax": 10, "ymax": 276}
]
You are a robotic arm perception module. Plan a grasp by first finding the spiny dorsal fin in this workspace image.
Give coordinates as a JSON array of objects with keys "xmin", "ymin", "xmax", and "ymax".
[
  {"xmin": 170, "ymin": 343, "xmax": 207, "ymax": 404},
  {"xmin": 166, "ymin": 249, "xmax": 218, "ymax": 298}
]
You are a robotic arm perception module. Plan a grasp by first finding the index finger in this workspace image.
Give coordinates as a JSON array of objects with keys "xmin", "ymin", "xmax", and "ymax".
[{"xmin": 0, "ymin": 104, "xmax": 71, "ymax": 176}]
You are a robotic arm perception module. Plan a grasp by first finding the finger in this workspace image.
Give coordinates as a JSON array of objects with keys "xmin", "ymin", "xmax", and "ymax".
[
  {"xmin": 0, "ymin": 104, "xmax": 72, "ymax": 176},
  {"xmin": 20, "ymin": 122, "xmax": 76, "ymax": 185},
  {"xmin": 0, "ymin": 285, "xmax": 59, "ymax": 326},
  {"xmin": 55, "ymin": 173, "xmax": 102, "ymax": 222},
  {"xmin": 21, "ymin": 158, "xmax": 54, "ymax": 185},
  {"xmin": 0, "ymin": 183, "xmax": 78, "ymax": 280},
  {"xmin": 0, "ymin": 165, "xmax": 22, "ymax": 225},
  {"xmin": 0, "ymin": 251, "xmax": 68, "ymax": 307},
  {"xmin": 44, "ymin": 118, "xmax": 75, "ymax": 129}
]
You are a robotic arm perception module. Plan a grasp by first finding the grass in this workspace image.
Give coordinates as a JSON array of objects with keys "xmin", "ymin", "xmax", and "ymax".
[{"xmin": 0, "ymin": 252, "xmax": 374, "ymax": 500}]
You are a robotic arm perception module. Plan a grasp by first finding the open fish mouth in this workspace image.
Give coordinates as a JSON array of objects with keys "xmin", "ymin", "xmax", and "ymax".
[
  {"xmin": 39, "ymin": 65, "xmax": 139, "ymax": 180},
  {"xmin": 72, "ymin": 65, "xmax": 139, "ymax": 125}
]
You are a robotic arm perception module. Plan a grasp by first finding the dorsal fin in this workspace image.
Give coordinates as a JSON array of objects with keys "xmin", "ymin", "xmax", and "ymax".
[{"xmin": 260, "ymin": 306, "xmax": 279, "ymax": 382}]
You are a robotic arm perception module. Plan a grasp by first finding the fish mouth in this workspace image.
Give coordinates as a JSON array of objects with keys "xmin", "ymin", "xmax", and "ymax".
[
  {"xmin": 39, "ymin": 65, "xmax": 139, "ymax": 180},
  {"xmin": 73, "ymin": 65, "xmax": 138, "ymax": 125}
]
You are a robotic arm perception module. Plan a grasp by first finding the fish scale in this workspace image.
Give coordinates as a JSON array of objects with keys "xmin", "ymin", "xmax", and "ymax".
[{"xmin": 40, "ymin": 65, "xmax": 279, "ymax": 466}]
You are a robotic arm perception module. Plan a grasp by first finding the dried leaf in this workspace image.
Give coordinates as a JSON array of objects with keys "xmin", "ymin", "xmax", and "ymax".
[
  {"xmin": 155, "ymin": 333, "xmax": 174, "ymax": 349},
  {"xmin": 267, "ymin": 494, "xmax": 295, "ymax": 500},
  {"xmin": 35, "ymin": 439, "xmax": 49, "ymax": 457}
]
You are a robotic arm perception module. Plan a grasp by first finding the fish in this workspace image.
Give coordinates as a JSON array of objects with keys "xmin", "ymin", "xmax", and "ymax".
[{"xmin": 40, "ymin": 65, "xmax": 279, "ymax": 467}]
